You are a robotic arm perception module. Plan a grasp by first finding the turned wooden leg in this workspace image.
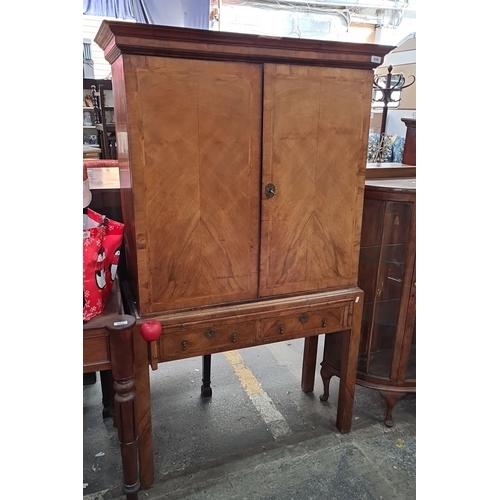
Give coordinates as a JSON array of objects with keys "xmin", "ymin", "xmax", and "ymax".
[
  {"xmin": 379, "ymin": 391, "xmax": 406, "ymax": 428},
  {"xmin": 106, "ymin": 315, "xmax": 140, "ymax": 500},
  {"xmin": 319, "ymin": 363, "xmax": 332, "ymax": 402},
  {"xmin": 201, "ymin": 354, "xmax": 213, "ymax": 398},
  {"xmin": 301, "ymin": 336, "xmax": 318, "ymax": 393},
  {"xmin": 133, "ymin": 324, "xmax": 154, "ymax": 489}
]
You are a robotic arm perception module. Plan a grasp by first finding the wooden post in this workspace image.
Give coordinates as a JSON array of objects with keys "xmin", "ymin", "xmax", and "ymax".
[
  {"xmin": 105, "ymin": 314, "xmax": 140, "ymax": 500},
  {"xmin": 335, "ymin": 293, "xmax": 364, "ymax": 434},
  {"xmin": 201, "ymin": 354, "xmax": 213, "ymax": 398}
]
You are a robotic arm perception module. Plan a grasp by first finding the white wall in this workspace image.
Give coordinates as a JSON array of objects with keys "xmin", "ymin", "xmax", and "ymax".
[
  {"xmin": 376, "ymin": 32, "xmax": 416, "ymax": 136},
  {"xmin": 83, "ymin": 15, "xmax": 135, "ymax": 80}
]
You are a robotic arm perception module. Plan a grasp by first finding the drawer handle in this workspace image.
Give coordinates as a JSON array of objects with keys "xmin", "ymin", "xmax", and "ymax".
[
  {"xmin": 231, "ymin": 332, "xmax": 237, "ymax": 342},
  {"xmin": 181, "ymin": 340, "xmax": 188, "ymax": 351},
  {"xmin": 322, "ymin": 318, "xmax": 328, "ymax": 327},
  {"xmin": 278, "ymin": 324, "xmax": 285, "ymax": 334},
  {"xmin": 205, "ymin": 328, "xmax": 215, "ymax": 339},
  {"xmin": 299, "ymin": 313, "xmax": 308, "ymax": 324}
]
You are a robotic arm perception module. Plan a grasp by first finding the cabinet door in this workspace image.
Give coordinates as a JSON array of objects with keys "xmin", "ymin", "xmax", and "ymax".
[
  {"xmin": 124, "ymin": 57, "xmax": 262, "ymax": 313},
  {"xmin": 358, "ymin": 196, "xmax": 415, "ymax": 380},
  {"xmin": 259, "ymin": 64, "xmax": 372, "ymax": 297}
]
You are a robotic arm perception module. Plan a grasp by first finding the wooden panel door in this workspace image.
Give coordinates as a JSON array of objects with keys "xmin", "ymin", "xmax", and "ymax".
[
  {"xmin": 124, "ymin": 56, "xmax": 262, "ymax": 313},
  {"xmin": 259, "ymin": 64, "xmax": 372, "ymax": 297}
]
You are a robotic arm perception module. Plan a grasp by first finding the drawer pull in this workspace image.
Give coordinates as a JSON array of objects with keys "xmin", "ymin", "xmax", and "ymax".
[
  {"xmin": 322, "ymin": 318, "xmax": 328, "ymax": 327},
  {"xmin": 205, "ymin": 328, "xmax": 215, "ymax": 339},
  {"xmin": 278, "ymin": 324, "xmax": 285, "ymax": 334},
  {"xmin": 181, "ymin": 340, "xmax": 188, "ymax": 351},
  {"xmin": 299, "ymin": 313, "xmax": 308, "ymax": 324},
  {"xmin": 231, "ymin": 332, "xmax": 237, "ymax": 342}
]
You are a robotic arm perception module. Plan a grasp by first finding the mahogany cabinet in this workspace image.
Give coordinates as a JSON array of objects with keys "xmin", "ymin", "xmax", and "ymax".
[
  {"xmin": 95, "ymin": 21, "xmax": 393, "ymax": 312},
  {"xmin": 320, "ymin": 178, "xmax": 416, "ymax": 427},
  {"xmin": 93, "ymin": 21, "xmax": 394, "ymax": 492},
  {"xmin": 95, "ymin": 21, "xmax": 393, "ymax": 432}
]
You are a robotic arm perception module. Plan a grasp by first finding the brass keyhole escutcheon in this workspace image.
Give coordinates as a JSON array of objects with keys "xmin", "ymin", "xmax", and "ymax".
[
  {"xmin": 278, "ymin": 324, "xmax": 285, "ymax": 334},
  {"xmin": 205, "ymin": 328, "xmax": 215, "ymax": 339},
  {"xmin": 181, "ymin": 340, "xmax": 188, "ymax": 351},
  {"xmin": 231, "ymin": 332, "xmax": 237, "ymax": 343},
  {"xmin": 265, "ymin": 183, "xmax": 276, "ymax": 198},
  {"xmin": 299, "ymin": 313, "xmax": 308, "ymax": 324}
]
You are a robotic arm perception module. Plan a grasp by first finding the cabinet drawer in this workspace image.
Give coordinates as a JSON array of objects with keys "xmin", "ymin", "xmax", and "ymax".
[
  {"xmin": 260, "ymin": 306, "xmax": 348, "ymax": 341},
  {"xmin": 83, "ymin": 332, "xmax": 111, "ymax": 372},
  {"xmin": 159, "ymin": 320, "xmax": 257, "ymax": 361}
]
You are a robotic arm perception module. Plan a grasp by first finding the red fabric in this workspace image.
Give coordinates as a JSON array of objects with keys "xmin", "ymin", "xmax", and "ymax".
[{"xmin": 83, "ymin": 208, "xmax": 124, "ymax": 322}]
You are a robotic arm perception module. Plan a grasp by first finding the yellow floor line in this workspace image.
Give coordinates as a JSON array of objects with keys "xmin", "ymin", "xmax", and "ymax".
[
  {"xmin": 223, "ymin": 350, "xmax": 262, "ymax": 395},
  {"xmin": 224, "ymin": 349, "xmax": 291, "ymax": 439}
]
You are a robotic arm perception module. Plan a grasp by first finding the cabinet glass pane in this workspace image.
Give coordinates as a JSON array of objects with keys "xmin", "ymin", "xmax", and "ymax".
[{"xmin": 359, "ymin": 199, "xmax": 413, "ymax": 380}]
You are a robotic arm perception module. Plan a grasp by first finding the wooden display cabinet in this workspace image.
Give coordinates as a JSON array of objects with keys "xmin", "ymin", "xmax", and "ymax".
[
  {"xmin": 320, "ymin": 178, "xmax": 416, "ymax": 427},
  {"xmin": 95, "ymin": 21, "xmax": 393, "ymax": 491},
  {"xmin": 95, "ymin": 22, "xmax": 393, "ymax": 317}
]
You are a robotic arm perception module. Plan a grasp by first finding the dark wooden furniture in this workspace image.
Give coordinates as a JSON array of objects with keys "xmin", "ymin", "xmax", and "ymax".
[
  {"xmin": 95, "ymin": 20, "xmax": 393, "ymax": 491},
  {"xmin": 91, "ymin": 84, "xmax": 117, "ymax": 159},
  {"xmin": 83, "ymin": 278, "xmax": 150, "ymax": 499},
  {"xmin": 366, "ymin": 162, "xmax": 415, "ymax": 179},
  {"xmin": 83, "ymin": 274, "xmax": 123, "ymax": 418},
  {"xmin": 320, "ymin": 177, "xmax": 416, "ymax": 427},
  {"xmin": 401, "ymin": 118, "xmax": 416, "ymax": 166}
]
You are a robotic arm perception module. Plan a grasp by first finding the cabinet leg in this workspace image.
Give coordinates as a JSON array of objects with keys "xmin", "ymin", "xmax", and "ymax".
[
  {"xmin": 201, "ymin": 354, "xmax": 212, "ymax": 398},
  {"xmin": 379, "ymin": 391, "xmax": 406, "ymax": 428},
  {"xmin": 301, "ymin": 336, "xmax": 318, "ymax": 393},
  {"xmin": 335, "ymin": 295, "xmax": 363, "ymax": 434},
  {"xmin": 99, "ymin": 370, "xmax": 115, "ymax": 420},
  {"xmin": 319, "ymin": 363, "xmax": 332, "ymax": 402}
]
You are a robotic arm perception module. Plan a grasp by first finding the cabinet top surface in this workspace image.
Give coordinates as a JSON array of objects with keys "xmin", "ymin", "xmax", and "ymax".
[
  {"xmin": 95, "ymin": 20, "xmax": 395, "ymax": 70},
  {"xmin": 365, "ymin": 178, "xmax": 416, "ymax": 191}
]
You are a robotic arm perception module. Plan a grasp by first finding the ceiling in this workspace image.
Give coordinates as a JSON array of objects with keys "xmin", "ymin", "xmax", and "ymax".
[{"xmin": 222, "ymin": 0, "xmax": 416, "ymax": 28}]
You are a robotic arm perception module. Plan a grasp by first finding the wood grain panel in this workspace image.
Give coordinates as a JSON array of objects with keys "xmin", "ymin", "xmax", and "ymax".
[
  {"xmin": 125, "ymin": 57, "xmax": 262, "ymax": 313},
  {"xmin": 83, "ymin": 334, "xmax": 110, "ymax": 372},
  {"xmin": 260, "ymin": 64, "xmax": 371, "ymax": 297}
]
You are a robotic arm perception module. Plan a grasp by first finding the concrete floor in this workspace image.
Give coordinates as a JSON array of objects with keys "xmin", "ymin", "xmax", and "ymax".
[{"xmin": 83, "ymin": 336, "xmax": 416, "ymax": 500}]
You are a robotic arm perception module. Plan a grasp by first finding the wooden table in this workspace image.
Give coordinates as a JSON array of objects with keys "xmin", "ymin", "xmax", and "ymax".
[{"xmin": 83, "ymin": 280, "xmax": 154, "ymax": 498}]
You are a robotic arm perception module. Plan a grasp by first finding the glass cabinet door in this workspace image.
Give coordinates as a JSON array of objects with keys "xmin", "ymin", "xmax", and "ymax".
[{"xmin": 357, "ymin": 198, "xmax": 414, "ymax": 380}]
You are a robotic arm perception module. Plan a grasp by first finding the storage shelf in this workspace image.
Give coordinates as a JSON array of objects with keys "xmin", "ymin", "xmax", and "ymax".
[{"xmin": 84, "ymin": 79, "xmax": 115, "ymax": 158}]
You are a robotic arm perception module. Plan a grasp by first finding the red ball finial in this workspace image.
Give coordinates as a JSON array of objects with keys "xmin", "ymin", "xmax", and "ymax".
[{"xmin": 140, "ymin": 320, "xmax": 162, "ymax": 342}]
